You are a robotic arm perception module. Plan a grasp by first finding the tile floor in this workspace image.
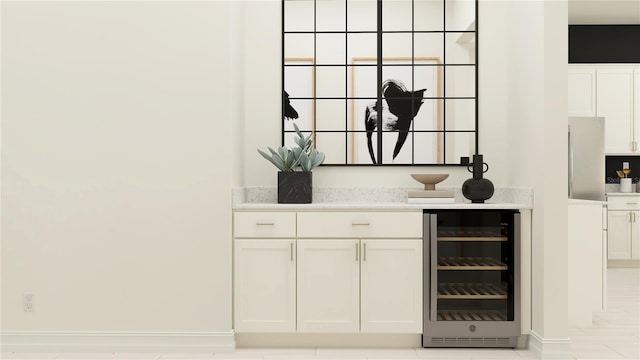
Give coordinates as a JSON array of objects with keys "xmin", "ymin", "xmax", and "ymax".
[
  {"xmin": 569, "ymin": 267, "xmax": 639, "ymax": 359},
  {"xmin": 2, "ymin": 268, "xmax": 638, "ymax": 360}
]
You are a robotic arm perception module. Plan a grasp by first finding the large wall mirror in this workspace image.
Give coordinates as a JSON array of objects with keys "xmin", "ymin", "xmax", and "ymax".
[{"xmin": 282, "ymin": 0, "xmax": 478, "ymax": 165}]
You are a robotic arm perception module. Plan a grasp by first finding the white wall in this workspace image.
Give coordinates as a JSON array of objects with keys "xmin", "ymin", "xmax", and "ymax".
[
  {"xmin": 0, "ymin": 0, "xmax": 569, "ymax": 354},
  {"xmin": 1, "ymin": 1, "xmax": 236, "ymax": 351},
  {"xmin": 505, "ymin": 0, "xmax": 570, "ymax": 356}
]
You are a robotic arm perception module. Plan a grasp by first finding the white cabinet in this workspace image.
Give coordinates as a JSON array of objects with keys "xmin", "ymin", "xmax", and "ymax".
[
  {"xmin": 360, "ymin": 239, "xmax": 422, "ymax": 333},
  {"xmin": 568, "ymin": 202, "xmax": 607, "ymax": 326},
  {"xmin": 607, "ymin": 196, "xmax": 640, "ymax": 261},
  {"xmin": 568, "ymin": 67, "xmax": 596, "ymax": 116},
  {"xmin": 296, "ymin": 239, "xmax": 360, "ymax": 333},
  {"xmin": 568, "ymin": 65, "xmax": 640, "ymax": 154},
  {"xmin": 234, "ymin": 239, "xmax": 296, "ymax": 332},
  {"xmin": 296, "ymin": 238, "xmax": 423, "ymax": 334},
  {"xmin": 636, "ymin": 68, "xmax": 640, "ymax": 147},
  {"xmin": 233, "ymin": 211, "xmax": 297, "ymax": 238},
  {"xmin": 296, "ymin": 211, "xmax": 423, "ymax": 239},
  {"xmin": 233, "ymin": 210, "xmax": 423, "ymax": 334},
  {"xmin": 597, "ymin": 68, "xmax": 636, "ymax": 154},
  {"xmin": 296, "ymin": 211, "xmax": 423, "ymax": 334},
  {"xmin": 233, "ymin": 212, "xmax": 297, "ymax": 332},
  {"xmin": 607, "ymin": 211, "xmax": 635, "ymax": 259}
]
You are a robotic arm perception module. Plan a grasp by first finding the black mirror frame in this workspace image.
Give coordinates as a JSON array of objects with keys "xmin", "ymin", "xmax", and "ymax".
[{"xmin": 282, "ymin": 0, "xmax": 479, "ymax": 166}]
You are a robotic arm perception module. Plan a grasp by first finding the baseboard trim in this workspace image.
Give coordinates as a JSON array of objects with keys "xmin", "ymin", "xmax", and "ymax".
[
  {"xmin": 528, "ymin": 330, "xmax": 571, "ymax": 359},
  {"xmin": 236, "ymin": 333, "xmax": 421, "ymax": 348},
  {"xmin": 0, "ymin": 331, "xmax": 236, "ymax": 353}
]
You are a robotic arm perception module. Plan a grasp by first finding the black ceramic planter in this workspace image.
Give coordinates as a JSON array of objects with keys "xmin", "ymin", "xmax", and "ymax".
[
  {"xmin": 462, "ymin": 177, "xmax": 495, "ymax": 203},
  {"xmin": 462, "ymin": 154, "xmax": 494, "ymax": 203},
  {"xmin": 278, "ymin": 171, "xmax": 312, "ymax": 204}
]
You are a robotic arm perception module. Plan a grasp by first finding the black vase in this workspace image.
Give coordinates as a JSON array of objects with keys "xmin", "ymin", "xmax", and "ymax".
[
  {"xmin": 462, "ymin": 154, "xmax": 494, "ymax": 203},
  {"xmin": 278, "ymin": 171, "xmax": 312, "ymax": 204}
]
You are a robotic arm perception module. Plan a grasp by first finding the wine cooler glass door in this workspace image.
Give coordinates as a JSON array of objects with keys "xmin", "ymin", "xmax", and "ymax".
[{"xmin": 429, "ymin": 211, "xmax": 517, "ymax": 323}]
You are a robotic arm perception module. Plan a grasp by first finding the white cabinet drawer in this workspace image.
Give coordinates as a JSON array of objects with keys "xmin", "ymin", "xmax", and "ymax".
[
  {"xmin": 297, "ymin": 211, "xmax": 422, "ymax": 238},
  {"xmin": 234, "ymin": 212, "xmax": 296, "ymax": 238},
  {"xmin": 607, "ymin": 196, "xmax": 640, "ymax": 211}
]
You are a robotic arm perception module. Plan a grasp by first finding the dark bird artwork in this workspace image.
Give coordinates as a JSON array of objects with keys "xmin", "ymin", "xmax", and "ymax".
[
  {"xmin": 365, "ymin": 79, "xmax": 426, "ymax": 164},
  {"xmin": 283, "ymin": 90, "xmax": 299, "ymax": 121}
]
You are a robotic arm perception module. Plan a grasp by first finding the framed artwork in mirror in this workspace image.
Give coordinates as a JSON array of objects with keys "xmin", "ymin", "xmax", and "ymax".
[{"xmin": 283, "ymin": 0, "xmax": 478, "ymax": 166}]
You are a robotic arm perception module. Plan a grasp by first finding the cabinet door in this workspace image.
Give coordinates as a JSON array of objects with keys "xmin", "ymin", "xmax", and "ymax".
[
  {"xmin": 297, "ymin": 239, "xmax": 360, "ymax": 333},
  {"xmin": 635, "ymin": 68, "xmax": 640, "ymax": 152},
  {"xmin": 360, "ymin": 239, "xmax": 423, "ymax": 333},
  {"xmin": 608, "ymin": 211, "xmax": 632, "ymax": 260},
  {"xmin": 234, "ymin": 239, "xmax": 296, "ymax": 332},
  {"xmin": 568, "ymin": 67, "xmax": 596, "ymax": 116},
  {"xmin": 597, "ymin": 68, "xmax": 635, "ymax": 154},
  {"xmin": 632, "ymin": 211, "xmax": 640, "ymax": 260}
]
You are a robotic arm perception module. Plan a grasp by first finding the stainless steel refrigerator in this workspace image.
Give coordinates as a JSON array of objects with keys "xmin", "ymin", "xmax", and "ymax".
[{"xmin": 568, "ymin": 117, "xmax": 605, "ymax": 201}]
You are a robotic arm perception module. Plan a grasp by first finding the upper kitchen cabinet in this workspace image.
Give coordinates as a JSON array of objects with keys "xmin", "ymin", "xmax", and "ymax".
[
  {"xmin": 636, "ymin": 68, "xmax": 640, "ymax": 149},
  {"xmin": 568, "ymin": 68, "xmax": 596, "ymax": 116},
  {"xmin": 568, "ymin": 65, "xmax": 640, "ymax": 155},
  {"xmin": 598, "ymin": 67, "xmax": 637, "ymax": 154}
]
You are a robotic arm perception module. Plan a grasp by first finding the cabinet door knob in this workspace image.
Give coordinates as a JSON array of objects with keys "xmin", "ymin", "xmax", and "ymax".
[
  {"xmin": 256, "ymin": 222, "xmax": 275, "ymax": 226},
  {"xmin": 351, "ymin": 222, "xmax": 370, "ymax": 226},
  {"xmin": 355, "ymin": 243, "xmax": 359, "ymax": 261},
  {"xmin": 290, "ymin": 243, "xmax": 294, "ymax": 261}
]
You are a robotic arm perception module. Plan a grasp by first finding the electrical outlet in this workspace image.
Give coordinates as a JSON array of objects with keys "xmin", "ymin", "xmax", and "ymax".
[
  {"xmin": 23, "ymin": 293, "xmax": 34, "ymax": 312},
  {"xmin": 623, "ymin": 162, "xmax": 630, "ymax": 169}
]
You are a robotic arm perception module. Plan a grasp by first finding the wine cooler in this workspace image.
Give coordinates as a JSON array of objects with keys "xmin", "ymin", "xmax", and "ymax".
[{"xmin": 423, "ymin": 210, "xmax": 520, "ymax": 348}]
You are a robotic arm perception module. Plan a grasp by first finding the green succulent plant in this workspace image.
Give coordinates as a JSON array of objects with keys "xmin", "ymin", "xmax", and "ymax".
[{"xmin": 258, "ymin": 123, "xmax": 325, "ymax": 172}]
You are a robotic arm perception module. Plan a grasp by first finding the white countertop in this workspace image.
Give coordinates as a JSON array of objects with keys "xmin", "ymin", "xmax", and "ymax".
[
  {"xmin": 234, "ymin": 201, "xmax": 531, "ymax": 211},
  {"xmin": 233, "ymin": 186, "xmax": 533, "ymax": 210},
  {"xmin": 568, "ymin": 198, "xmax": 608, "ymax": 205},
  {"xmin": 606, "ymin": 192, "xmax": 640, "ymax": 196}
]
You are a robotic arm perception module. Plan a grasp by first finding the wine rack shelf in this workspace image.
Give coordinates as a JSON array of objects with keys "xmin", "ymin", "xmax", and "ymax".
[
  {"xmin": 437, "ymin": 283, "xmax": 507, "ymax": 299},
  {"xmin": 438, "ymin": 257, "xmax": 507, "ymax": 270},
  {"xmin": 437, "ymin": 229, "xmax": 507, "ymax": 242},
  {"xmin": 437, "ymin": 310, "xmax": 508, "ymax": 321}
]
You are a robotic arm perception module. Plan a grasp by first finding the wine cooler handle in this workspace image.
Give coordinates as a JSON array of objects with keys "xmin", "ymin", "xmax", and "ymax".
[
  {"xmin": 430, "ymin": 213, "xmax": 438, "ymax": 322},
  {"xmin": 513, "ymin": 212, "xmax": 522, "ymax": 328}
]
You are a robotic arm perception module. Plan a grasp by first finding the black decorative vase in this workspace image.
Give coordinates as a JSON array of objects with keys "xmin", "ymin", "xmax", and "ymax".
[
  {"xmin": 462, "ymin": 154, "xmax": 494, "ymax": 203},
  {"xmin": 278, "ymin": 171, "xmax": 312, "ymax": 204}
]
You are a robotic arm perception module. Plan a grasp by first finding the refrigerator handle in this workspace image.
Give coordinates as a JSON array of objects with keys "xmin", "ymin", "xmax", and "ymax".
[{"xmin": 568, "ymin": 125, "xmax": 574, "ymax": 198}]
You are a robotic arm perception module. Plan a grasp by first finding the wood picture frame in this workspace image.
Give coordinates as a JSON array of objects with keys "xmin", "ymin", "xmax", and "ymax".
[{"xmin": 349, "ymin": 57, "xmax": 443, "ymax": 165}]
